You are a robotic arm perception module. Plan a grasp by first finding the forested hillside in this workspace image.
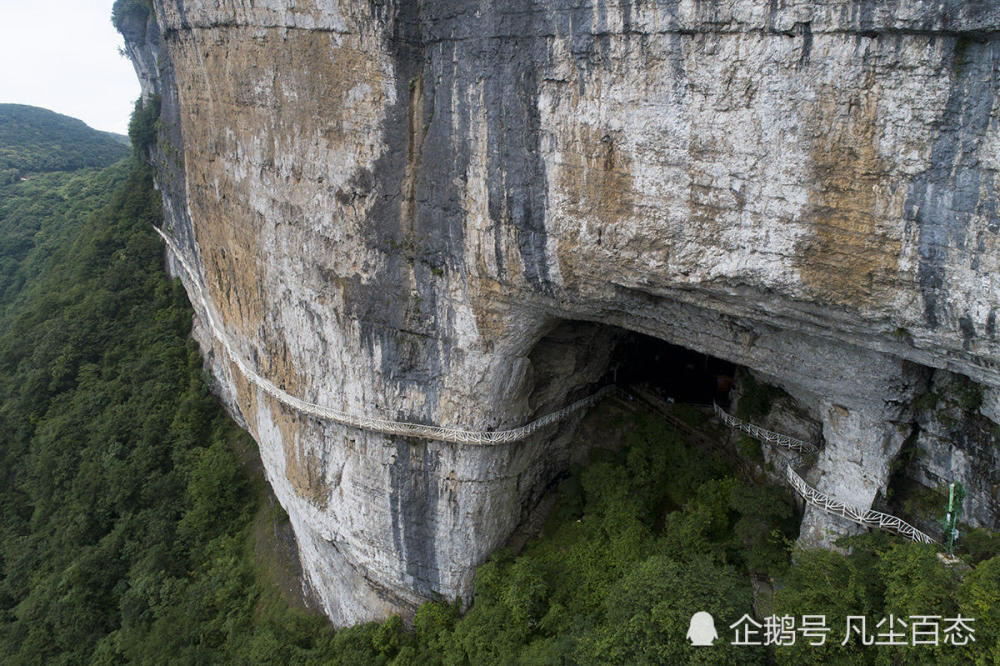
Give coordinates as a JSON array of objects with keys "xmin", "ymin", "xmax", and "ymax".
[
  {"xmin": 0, "ymin": 102, "xmax": 997, "ymax": 664},
  {"xmin": 0, "ymin": 104, "xmax": 128, "ymax": 186},
  {"xmin": 0, "ymin": 106, "xmax": 336, "ymax": 663}
]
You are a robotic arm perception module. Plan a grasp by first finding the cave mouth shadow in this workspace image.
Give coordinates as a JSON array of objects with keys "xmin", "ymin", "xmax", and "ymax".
[
  {"xmin": 525, "ymin": 319, "xmax": 737, "ymax": 414},
  {"xmin": 610, "ymin": 330, "xmax": 737, "ymax": 407},
  {"xmin": 506, "ymin": 320, "xmax": 743, "ymax": 553}
]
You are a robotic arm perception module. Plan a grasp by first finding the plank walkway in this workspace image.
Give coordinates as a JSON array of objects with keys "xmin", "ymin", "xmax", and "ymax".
[
  {"xmin": 155, "ymin": 226, "xmax": 610, "ymax": 445},
  {"xmin": 155, "ymin": 227, "xmax": 937, "ymax": 543},
  {"xmin": 713, "ymin": 404, "xmax": 937, "ymax": 544}
]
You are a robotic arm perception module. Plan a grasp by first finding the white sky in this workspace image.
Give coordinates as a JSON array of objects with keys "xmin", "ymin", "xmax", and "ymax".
[{"xmin": 0, "ymin": 1, "xmax": 140, "ymax": 134}]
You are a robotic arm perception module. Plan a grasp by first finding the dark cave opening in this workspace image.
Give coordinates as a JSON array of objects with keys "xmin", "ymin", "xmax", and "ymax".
[
  {"xmin": 609, "ymin": 330, "xmax": 736, "ymax": 406},
  {"xmin": 526, "ymin": 320, "xmax": 737, "ymax": 415},
  {"xmin": 517, "ymin": 319, "xmax": 747, "ymax": 549}
]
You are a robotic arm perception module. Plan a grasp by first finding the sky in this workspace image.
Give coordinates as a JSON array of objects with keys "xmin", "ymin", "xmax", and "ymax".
[{"xmin": 0, "ymin": 1, "xmax": 140, "ymax": 135}]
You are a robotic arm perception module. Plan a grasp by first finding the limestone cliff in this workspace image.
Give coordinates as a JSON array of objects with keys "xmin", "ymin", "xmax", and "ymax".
[{"xmin": 121, "ymin": 0, "xmax": 1000, "ymax": 624}]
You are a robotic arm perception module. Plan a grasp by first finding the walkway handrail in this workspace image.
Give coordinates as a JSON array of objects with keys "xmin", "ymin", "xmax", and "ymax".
[
  {"xmin": 154, "ymin": 226, "xmax": 611, "ymax": 445},
  {"xmin": 784, "ymin": 465, "xmax": 937, "ymax": 544},
  {"xmin": 715, "ymin": 404, "xmax": 937, "ymax": 544},
  {"xmin": 713, "ymin": 403, "xmax": 819, "ymax": 454}
]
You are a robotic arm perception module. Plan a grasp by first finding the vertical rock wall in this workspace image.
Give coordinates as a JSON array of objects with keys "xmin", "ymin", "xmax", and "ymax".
[
  {"xmin": 904, "ymin": 370, "xmax": 1000, "ymax": 532},
  {"xmin": 121, "ymin": 0, "xmax": 1000, "ymax": 623}
]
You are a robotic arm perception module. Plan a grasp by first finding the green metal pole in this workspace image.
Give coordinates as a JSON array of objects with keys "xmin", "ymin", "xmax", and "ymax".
[
  {"xmin": 947, "ymin": 483, "xmax": 955, "ymax": 557},
  {"xmin": 942, "ymin": 482, "xmax": 965, "ymax": 558}
]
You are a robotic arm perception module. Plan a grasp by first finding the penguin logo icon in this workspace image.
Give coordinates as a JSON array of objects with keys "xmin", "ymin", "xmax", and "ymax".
[{"xmin": 687, "ymin": 611, "xmax": 718, "ymax": 646}]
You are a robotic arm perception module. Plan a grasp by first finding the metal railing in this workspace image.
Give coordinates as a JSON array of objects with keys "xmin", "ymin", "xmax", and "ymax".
[
  {"xmin": 714, "ymin": 404, "xmax": 937, "ymax": 544},
  {"xmin": 154, "ymin": 226, "xmax": 611, "ymax": 445},
  {"xmin": 784, "ymin": 465, "xmax": 937, "ymax": 544},
  {"xmin": 713, "ymin": 403, "xmax": 818, "ymax": 454}
]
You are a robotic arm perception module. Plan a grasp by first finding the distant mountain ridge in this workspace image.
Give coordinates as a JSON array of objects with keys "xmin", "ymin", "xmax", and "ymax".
[{"xmin": 0, "ymin": 104, "xmax": 129, "ymax": 185}]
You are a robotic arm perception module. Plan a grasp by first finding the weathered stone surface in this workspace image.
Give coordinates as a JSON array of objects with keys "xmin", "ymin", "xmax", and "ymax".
[
  {"xmin": 798, "ymin": 402, "xmax": 913, "ymax": 548},
  {"xmin": 124, "ymin": 0, "xmax": 1000, "ymax": 624},
  {"xmin": 904, "ymin": 370, "xmax": 1000, "ymax": 531}
]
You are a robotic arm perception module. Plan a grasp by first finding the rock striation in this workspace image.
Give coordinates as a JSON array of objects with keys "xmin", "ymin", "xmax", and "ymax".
[{"xmin": 121, "ymin": 0, "xmax": 1000, "ymax": 624}]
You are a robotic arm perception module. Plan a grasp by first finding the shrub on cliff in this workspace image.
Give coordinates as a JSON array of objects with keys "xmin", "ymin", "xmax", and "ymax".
[
  {"xmin": 958, "ymin": 555, "xmax": 1000, "ymax": 665},
  {"xmin": 111, "ymin": 0, "xmax": 152, "ymax": 34},
  {"xmin": 127, "ymin": 95, "xmax": 160, "ymax": 157}
]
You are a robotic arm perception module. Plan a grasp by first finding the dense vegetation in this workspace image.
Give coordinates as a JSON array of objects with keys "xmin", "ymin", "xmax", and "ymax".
[
  {"xmin": 774, "ymin": 534, "xmax": 999, "ymax": 665},
  {"xmin": 0, "ymin": 118, "xmax": 335, "ymax": 663},
  {"xmin": 0, "ymin": 105, "xmax": 128, "ymax": 186},
  {"xmin": 311, "ymin": 408, "xmax": 999, "ymax": 665},
  {"xmin": 0, "ymin": 102, "xmax": 997, "ymax": 663}
]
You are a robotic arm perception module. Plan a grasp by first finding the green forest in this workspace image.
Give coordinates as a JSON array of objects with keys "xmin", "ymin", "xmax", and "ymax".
[
  {"xmin": 0, "ymin": 105, "xmax": 128, "ymax": 187},
  {"xmin": 0, "ymin": 104, "xmax": 997, "ymax": 664}
]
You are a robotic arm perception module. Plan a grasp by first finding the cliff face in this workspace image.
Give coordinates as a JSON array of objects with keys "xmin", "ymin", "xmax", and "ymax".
[{"xmin": 123, "ymin": 0, "xmax": 1000, "ymax": 624}]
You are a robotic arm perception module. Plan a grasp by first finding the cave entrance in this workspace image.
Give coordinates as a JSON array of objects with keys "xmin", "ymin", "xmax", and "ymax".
[
  {"xmin": 609, "ymin": 330, "xmax": 736, "ymax": 406},
  {"xmin": 526, "ymin": 320, "xmax": 737, "ymax": 414}
]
